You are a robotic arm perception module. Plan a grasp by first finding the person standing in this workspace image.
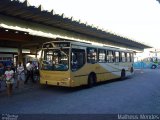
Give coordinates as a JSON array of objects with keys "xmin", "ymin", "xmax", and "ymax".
[
  {"xmin": 4, "ymin": 65, "xmax": 14, "ymax": 96},
  {"xmin": 16, "ymin": 62, "xmax": 24, "ymax": 88},
  {"xmin": 24, "ymin": 61, "xmax": 35, "ymax": 84}
]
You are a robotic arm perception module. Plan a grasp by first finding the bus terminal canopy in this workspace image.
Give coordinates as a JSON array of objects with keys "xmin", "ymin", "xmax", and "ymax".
[
  {"xmin": 0, "ymin": 0, "xmax": 151, "ymax": 51},
  {"xmin": 157, "ymin": 0, "xmax": 160, "ymax": 4}
]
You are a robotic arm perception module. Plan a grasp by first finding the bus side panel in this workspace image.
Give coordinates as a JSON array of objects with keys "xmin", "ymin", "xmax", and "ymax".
[
  {"xmin": 70, "ymin": 63, "xmax": 120, "ymax": 86},
  {"xmin": 70, "ymin": 62, "xmax": 133, "ymax": 87},
  {"xmin": 98, "ymin": 63, "xmax": 120, "ymax": 81}
]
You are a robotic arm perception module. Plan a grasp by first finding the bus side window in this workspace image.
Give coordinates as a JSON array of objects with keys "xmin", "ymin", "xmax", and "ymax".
[
  {"xmin": 112, "ymin": 51, "xmax": 115, "ymax": 62},
  {"xmin": 98, "ymin": 49, "xmax": 106, "ymax": 63},
  {"xmin": 119, "ymin": 52, "xmax": 122, "ymax": 62},
  {"xmin": 87, "ymin": 48, "xmax": 97, "ymax": 64},
  {"xmin": 130, "ymin": 53, "xmax": 134, "ymax": 62},
  {"xmin": 107, "ymin": 50, "xmax": 114, "ymax": 63},
  {"xmin": 115, "ymin": 51, "xmax": 120, "ymax": 63},
  {"xmin": 71, "ymin": 49, "xmax": 85, "ymax": 71},
  {"xmin": 106, "ymin": 50, "xmax": 109, "ymax": 62},
  {"xmin": 125, "ymin": 53, "xmax": 127, "ymax": 62},
  {"xmin": 121, "ymin": 52, "xmax": 126, "ymax": 62},
  {"xmin": 127, "ymin": 53, "xmax": 130, "ymax": 62}
]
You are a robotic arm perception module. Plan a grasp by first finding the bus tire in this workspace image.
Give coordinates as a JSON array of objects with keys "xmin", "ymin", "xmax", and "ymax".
[
  {"xmin": 151, "ymin": 65, "xmax": 156, "ymax": 69},
  {"xmin": 121, "ymin": 69, "xmax": 126, "ymax": 80},
  {"xmin": 88, "ymin": 73, "xmax": 96, "ymax": 88}
]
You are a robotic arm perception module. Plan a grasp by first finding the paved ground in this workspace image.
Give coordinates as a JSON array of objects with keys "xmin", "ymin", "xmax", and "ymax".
[{"xmin": 0, "ymin": 69, "xmax": 160, "ymax": 114}]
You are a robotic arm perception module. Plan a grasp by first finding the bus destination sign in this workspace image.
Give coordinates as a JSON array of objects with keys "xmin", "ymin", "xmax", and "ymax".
[
  {"xmin": 54, "ymin": 42, "xmax": 70, "ymax": 47},
  {"xmin": 43, "ymin": 42, "xmax": 70, "ymax": 48}
]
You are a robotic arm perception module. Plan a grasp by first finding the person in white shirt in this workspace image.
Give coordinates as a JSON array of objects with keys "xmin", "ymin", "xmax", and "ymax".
[
  {"xmin": 24, "ymin": 61, "xmax": 35, "ymax": 84},
  {"xmin": 16, "ymin": 62, "xmax": 24, "ymax": 88},
  {"xmin": 4, "ymin": 65, "xmax": 14, "ymax": 96}
]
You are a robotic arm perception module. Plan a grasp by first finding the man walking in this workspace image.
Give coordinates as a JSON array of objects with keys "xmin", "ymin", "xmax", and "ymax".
[{"xmin": 24, "ymin": 61, "xmax": 35, "ymax": 84}]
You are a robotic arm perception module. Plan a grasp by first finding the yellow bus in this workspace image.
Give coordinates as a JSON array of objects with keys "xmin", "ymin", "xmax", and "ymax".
[{"xmin": 40, "ymin": 38, "xmax": 134, "ymax": 87}]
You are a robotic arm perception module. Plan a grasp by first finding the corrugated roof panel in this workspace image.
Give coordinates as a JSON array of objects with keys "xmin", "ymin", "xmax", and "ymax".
[{"xmin": 0, "ymin": 0, "xmax": 151, "ymax": 50}]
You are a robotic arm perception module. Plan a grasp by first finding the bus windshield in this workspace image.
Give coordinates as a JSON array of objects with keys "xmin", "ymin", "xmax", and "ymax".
[{"xmin": 41, "ymin": 49, "xmax": 69, "ymax": 71}]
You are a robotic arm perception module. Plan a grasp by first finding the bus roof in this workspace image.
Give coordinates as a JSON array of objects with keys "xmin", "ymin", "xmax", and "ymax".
[{"xmin": 42, "ymin": 38, "xmax": 134, "ymax": 53}]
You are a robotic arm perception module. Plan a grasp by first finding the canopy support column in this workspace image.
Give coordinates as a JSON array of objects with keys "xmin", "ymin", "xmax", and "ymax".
[{"xmin": 18, "ymin": 46, "xmax": 23, "ymax": 64}]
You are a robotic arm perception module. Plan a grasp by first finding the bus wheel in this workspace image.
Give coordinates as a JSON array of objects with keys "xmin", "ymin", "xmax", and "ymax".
[
  {"xmin": 88, "ymin": 73, "xmax": 96, "ymax": 88},
  {"xmin": 121, "ymin": 70, "xmax": 126, "ymax": 80},
  {"xmin": 151, "ymin": 65, "xmax": 156, "ymax": 69}
]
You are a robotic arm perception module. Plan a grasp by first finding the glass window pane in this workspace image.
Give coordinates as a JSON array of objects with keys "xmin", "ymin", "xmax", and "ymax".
[
  {"xmin": 42, "ymin": 49, "xmax": 69, "ymax": 71},
  {"xmin": 115, "ymin": 51, "xmax": 119, "ymax": 62},
  {"xmin": 98, "ymin": 49, "xmax": 106, "ymax": 62},
  {"xmin": 87, "ymin": 48, "xmax": 97, "ymax": 63},
  {"xmin": 122, "ymin": 52, "xmax": 126, "ymax": 62},
  {"xmin": 107, "ymin": 51, "xmax": 114, "ymax": 63},
  {"xmin": 71, "ymin": 49, "xmax": 85, "ymax": 71}
]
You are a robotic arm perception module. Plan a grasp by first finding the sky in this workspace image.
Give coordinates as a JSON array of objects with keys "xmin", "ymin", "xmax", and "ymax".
[{"xmin": 19, "ymin": 0, "xmax": 160, "ymax": 49}]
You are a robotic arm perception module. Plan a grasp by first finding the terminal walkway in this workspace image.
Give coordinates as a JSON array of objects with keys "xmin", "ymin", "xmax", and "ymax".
[{"xmin": 0, "ymin": 78, "xmax": 39, "ymax": 97}]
